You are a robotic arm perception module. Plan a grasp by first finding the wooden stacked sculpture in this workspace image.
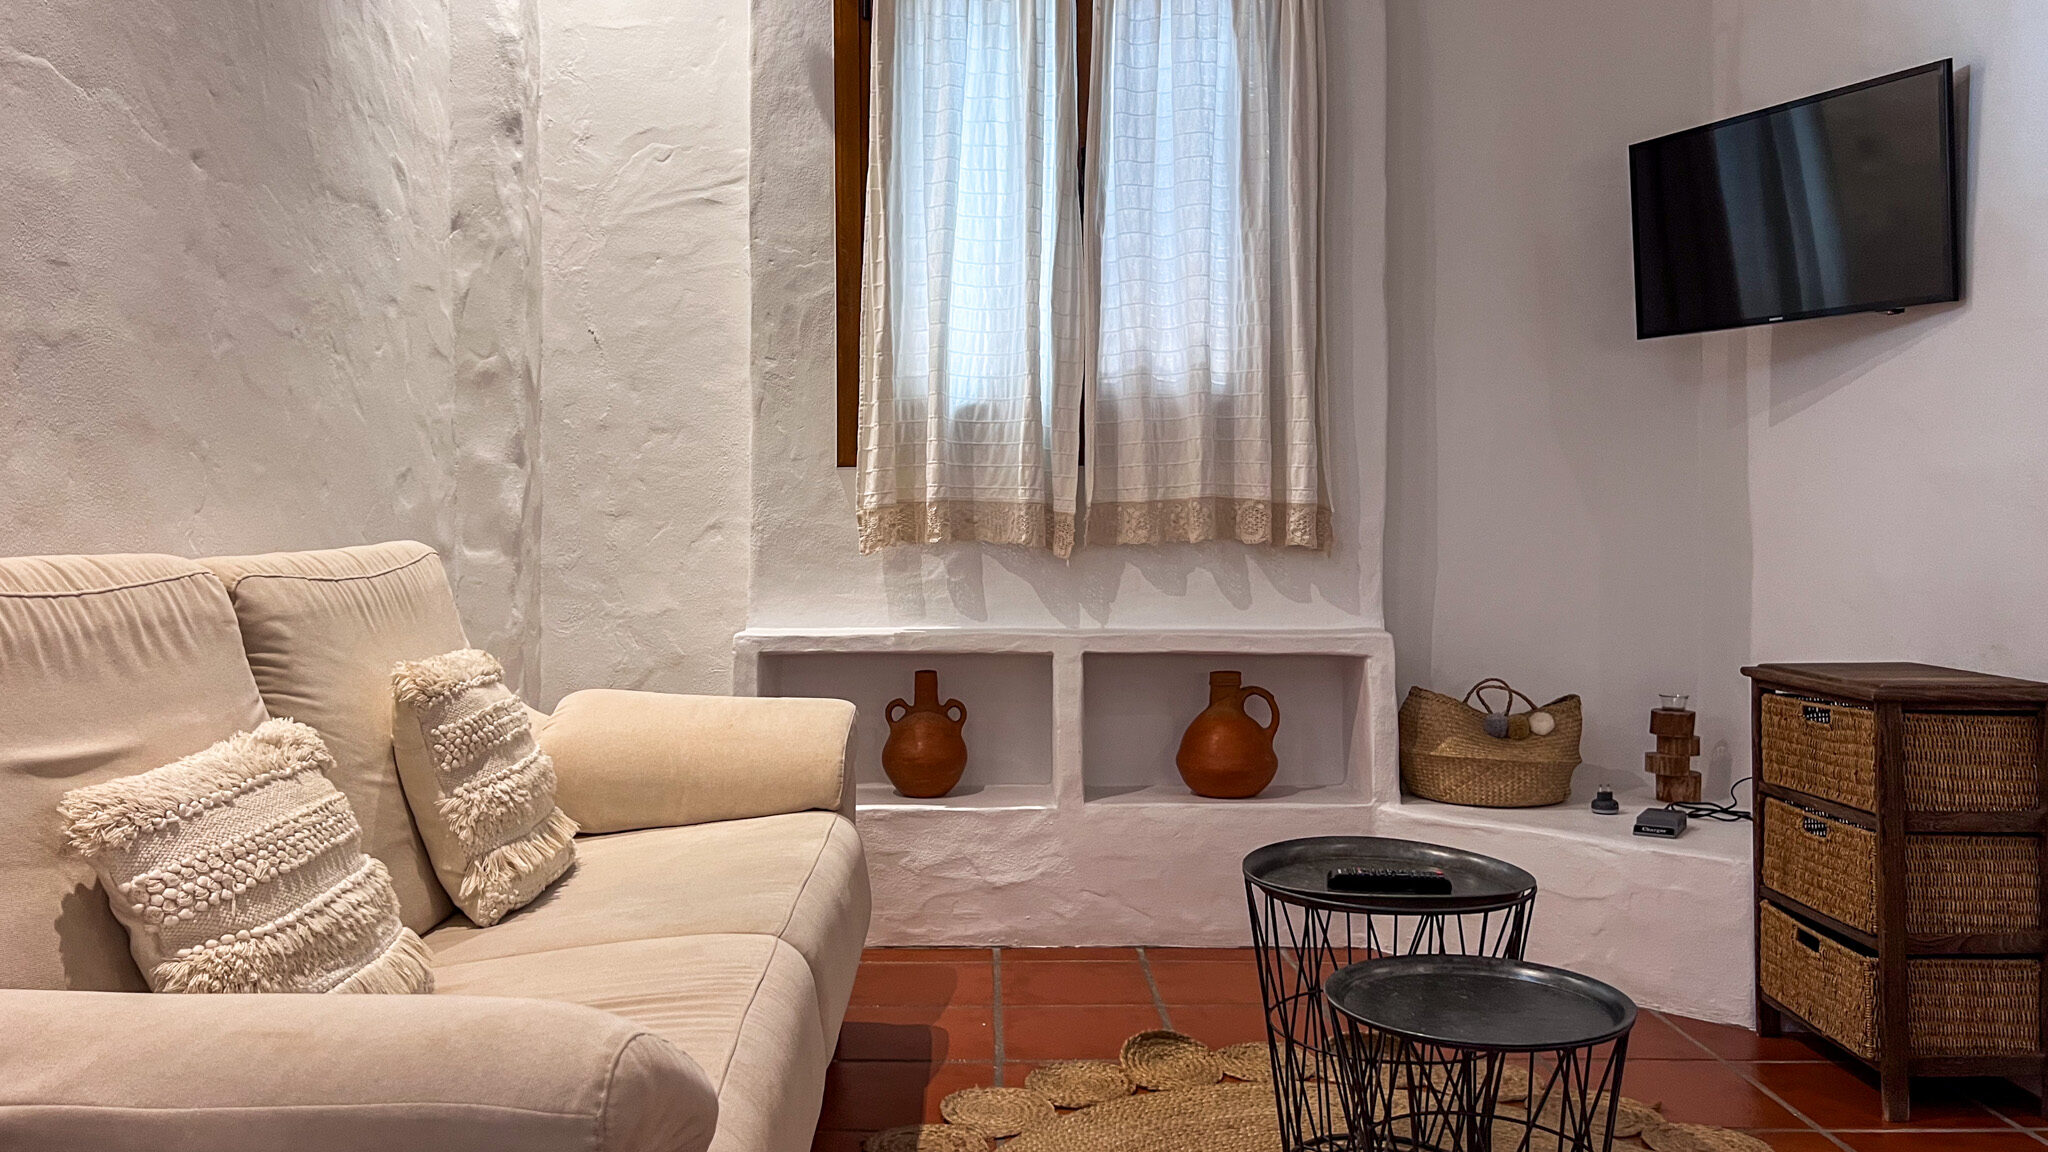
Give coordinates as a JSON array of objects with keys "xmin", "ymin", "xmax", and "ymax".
[{"xmin": 1645, "ymin": 700, "xmax": 1701, "ymax": 802}]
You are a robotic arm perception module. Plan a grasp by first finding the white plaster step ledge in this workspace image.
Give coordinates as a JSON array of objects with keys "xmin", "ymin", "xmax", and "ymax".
[{"xmin": 1378, "ymin": 780, "xmax": 1753, "ymax": 1025}]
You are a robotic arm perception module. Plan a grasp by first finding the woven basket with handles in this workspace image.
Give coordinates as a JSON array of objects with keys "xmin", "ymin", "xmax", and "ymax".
[{"xmin": 1400, "ymin": 679, "xmax": 1583, "ymax": 807}]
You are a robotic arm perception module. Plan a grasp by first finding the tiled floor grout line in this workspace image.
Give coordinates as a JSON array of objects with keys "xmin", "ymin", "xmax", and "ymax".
[
  {"xmin": 1984, "ymin": 1100, "xmax": 2048, "ymax": 1143},
  {"xmin": 1973, "ymin": 1076, "xmax": 2048, "ymax": 1143},
  {"xmin": 1648, "ymin": 1009, "xmax": 1855, "ymax": 1151},
  {"xmin": 990, "ymin": 948, "xmax": 1005, "ymax": 1086},
  {"xmin": 842, "ymin": 952, "xmax": 2048, "ymax": 1150},
  {"xmin": 1991, "ymin": 1113, "xmax": 2048, "ymax": 1145},
  {"xmin": 1964, "ymin": 1095, "xmax": 2040, "ymax": 1139},
  {"xmin": 1825, "ymin": 1126, "xmax": 2044, "ymax": 1131},
  {"xmin": 1651, "ymin": 1009, "xmax": 2048, "ymax": 1145},
  {"xmin": 1136, "ymin": 946, "xmax": 1174, "ymax": 1031}
]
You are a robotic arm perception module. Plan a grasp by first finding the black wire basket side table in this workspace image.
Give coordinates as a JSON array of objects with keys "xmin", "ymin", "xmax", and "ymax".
[
  {"xmin": 1244, "ymin": 837, "xmax": 1538, "ymax": 1152},
  {"xmin": 1326, "ymin": 956, "xmax": 1637, "ymax": 1152}
]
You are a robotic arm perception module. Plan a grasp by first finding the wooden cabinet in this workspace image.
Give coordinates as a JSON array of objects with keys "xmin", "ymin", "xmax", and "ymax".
[{"xmin": 1745, "ymin": 662, "xmax": 2048, "ymax": 1121}]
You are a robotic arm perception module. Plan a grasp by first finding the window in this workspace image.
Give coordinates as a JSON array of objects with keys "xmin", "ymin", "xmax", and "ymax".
[
  {"xmin": 848, "ymin": 0, "xmax": 1084, "ymax": 555},
  {"xmin": 834, "ymin": 0, "xmax": 1092, "ymax": 466},
  {"xmin": 834, "ymin": 0, "xmax": 873, "ymax": 468},
  {"xmin": 1085, "ymin": 0, "xmax": 1326, "ymax": 548},
  {"xmin": 839, "ymin": 0, "xmax": 1327, "ymax": 553}
]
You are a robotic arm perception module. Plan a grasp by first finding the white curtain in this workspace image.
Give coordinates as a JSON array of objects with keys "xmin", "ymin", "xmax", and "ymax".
[
  {"xmin": 857, "ymin": 0, "xmax": 1085, "ymax": 557},
  {"xmin": 1083, "ymin": 0, "xmax": 1327, "ymax": 548}
]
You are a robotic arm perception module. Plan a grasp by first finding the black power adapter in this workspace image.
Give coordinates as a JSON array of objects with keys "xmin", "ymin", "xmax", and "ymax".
[{"xmin": 1633, "ymin": 808, "xmax": 1689, "ymax": 838}]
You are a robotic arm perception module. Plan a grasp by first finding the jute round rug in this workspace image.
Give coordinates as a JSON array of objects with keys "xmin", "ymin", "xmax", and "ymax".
[{"xmin": 863, "ymin": 1031, "xmax": 1762, "ymax": 1152}]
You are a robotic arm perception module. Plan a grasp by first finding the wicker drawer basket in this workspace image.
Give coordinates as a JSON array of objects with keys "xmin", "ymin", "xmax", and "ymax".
[
  {"xmin": 1759, "ymin": 902, "xmax": 2039, "ymax": 1060},
  {"xmin": 1762, "ymin": 798, "xmax": 2041, "ymax": 937},
  {"xmin": 1759, "ymin": 693, "xmax": 2041, "ymax": 813}
]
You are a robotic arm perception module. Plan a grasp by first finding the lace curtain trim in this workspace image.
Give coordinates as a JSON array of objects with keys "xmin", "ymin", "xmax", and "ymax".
[
  {"xmin": 1085, "ymin": 498, "xmax": 1331, "ymax": 550},
  {"xmin": 859, "ymin": 501, "xmax": 1079, "ymax": 558}
]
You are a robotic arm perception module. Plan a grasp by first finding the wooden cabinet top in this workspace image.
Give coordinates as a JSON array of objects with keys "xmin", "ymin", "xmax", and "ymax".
[{"xmin": 1743, "ymin": 662, "xmax": 2048, "ymax": 704}]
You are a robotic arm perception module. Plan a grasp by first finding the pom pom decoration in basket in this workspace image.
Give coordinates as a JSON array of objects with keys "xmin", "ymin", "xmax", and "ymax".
[{"xmin": 1400, "ymin": 678, "xmax": 1583, "ymax": 807}]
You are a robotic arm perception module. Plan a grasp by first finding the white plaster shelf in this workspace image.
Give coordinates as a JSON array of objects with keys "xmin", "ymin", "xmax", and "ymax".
[
  {"xmin": 736, "ymin": 626, "xmax": 1395, "ymax": 657},
  {"xmin": 855, "ymin": 781, "xmax": 1056, "ymax": 811},
  {"xmin": 751, "ymin": 648, "xmax": 1056, "ymax": 801},
  {"xmin": 1387, "ymin": 779, "xmax": 1750, "ymax": 864},
  {"xmin": 734, "ymin": 625, "xmax": 1757, "ymax": 1024},
  {"xmin": 1081, "ymin": 781, "xmax": 1370, "ymax": 807},
  {"xmin": 1082, "ymin": 650, "xmax": 1367, "ymax": 801},
  {"xmin": 738, "ymin": 626, "xmax": 1394, "ymax": 807}
]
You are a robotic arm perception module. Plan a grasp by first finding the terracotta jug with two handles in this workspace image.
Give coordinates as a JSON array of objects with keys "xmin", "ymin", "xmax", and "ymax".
[{"xmin": 881, "ymin": 669, "xmax": 968, "ymax": 798}]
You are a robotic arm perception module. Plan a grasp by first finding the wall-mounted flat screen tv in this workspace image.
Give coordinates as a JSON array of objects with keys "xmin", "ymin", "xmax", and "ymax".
[{"xmin": 1630, "ymin": 60, "xmax": 1960, "ymax": 339}]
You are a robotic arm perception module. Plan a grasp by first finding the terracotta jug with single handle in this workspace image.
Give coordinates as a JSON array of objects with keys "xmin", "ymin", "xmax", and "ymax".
[
  {"xmin": 1175, "ymin": 671, "xmax": 1280, "ymax": 798},
  {"xmin": 881, "ymin": 669, "xmax": 968, "ymax": 798}
]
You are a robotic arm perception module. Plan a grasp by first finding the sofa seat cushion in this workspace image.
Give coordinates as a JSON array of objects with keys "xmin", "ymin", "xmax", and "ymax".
[
  {"xmin": 0, "ymin": 554, "xmax": 269, "ymax": 991},
  {"xmin": 434, "ymin": 934, "xmax": 830, "ymax": 1152},
  {"xmin": 424, "ymin": 811, "xmax": 868, "ymax": 1041}
]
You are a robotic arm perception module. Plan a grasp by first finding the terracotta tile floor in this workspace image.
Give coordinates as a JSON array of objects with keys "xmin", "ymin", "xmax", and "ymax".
[{"xmin": 818, "ymin": 947, "xmax": 2048, "ymax": 1151}]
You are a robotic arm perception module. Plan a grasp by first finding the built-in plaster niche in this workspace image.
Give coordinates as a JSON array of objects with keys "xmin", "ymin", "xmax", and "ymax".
[
  {"xmin": 734, "ymin": 629, "xmax": 1755, "ymax": 1020},
  {"xmin": 1081, "ymin": 652, "xmax": 1368, "ymax": 805},
  {"xmin": 756, "ymin": 651, "xmax": 1056, "ymax": 809}
]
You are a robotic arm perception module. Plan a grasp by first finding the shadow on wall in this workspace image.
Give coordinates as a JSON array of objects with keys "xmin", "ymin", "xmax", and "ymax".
[
  {"xmin": 878, "ymin": 540, "xmax": 1368, "ymax": 629},
  {"xmin": 1765, "ymin": 61, "xmax": 1974, "ymax": 425},
  {"xmin": 1381, "ymin": 0, "xmax": 1442, "ymax": 695},
  {"xmin": 1765, "ymin": 302, "xmax": 1965, "ymax": 424}
]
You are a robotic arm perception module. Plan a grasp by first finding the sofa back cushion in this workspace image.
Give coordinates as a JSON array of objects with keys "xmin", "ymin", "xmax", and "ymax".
[
  {"xmin": 202, "ymin": 543, "xmax": 464, "ymax": 932},
  {"xmin": 0, "ymin": 555, "xmax": 269, "ymax": 990}
]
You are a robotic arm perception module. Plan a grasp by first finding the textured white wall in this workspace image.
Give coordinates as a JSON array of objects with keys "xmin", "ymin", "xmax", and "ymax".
[
  {"xmin": 450, "ymin": 0, "xmax": 546, "ymax": 690},
  {"xmin": 0, "ymin": 0, "xmax": 544, "ymax": 691},
  {"xmin": 535, "ymin": 0, "xmax": 753, "ymax": 706},
  {"xmin": 748, "ymin": 0, "xmax": 1388, "ymax": 633},
  {"xmin": 0, "ymin": 1, "xmax": 456, "ymax": 553}
]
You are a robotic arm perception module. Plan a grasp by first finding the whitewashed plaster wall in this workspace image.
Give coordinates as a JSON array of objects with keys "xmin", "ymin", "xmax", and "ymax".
[
  {"xmin": 748, "ymin": 0, "xmax": 1388, "ymax": 633},
  {"xmin": 1724, "ymin": 2, "xmax": 2048, "ymax": 691},
  {"xmin": 0, "ymin": 0, "xmax": 545, "ymax": 691},
  {"xmin": 1383, "ymin": 0, "xmax": 1728, "ymax": 804},
  {"xmin": 534, "ymin": 0, "xmax": 753, "ymax": 706},
  {"xmin": 1384, "ymin": 0, "xmax": 2048, "ymax": 807},
  {"xmin": 450, "ymin": 0, "xmax": 546, "ymax": 686}
]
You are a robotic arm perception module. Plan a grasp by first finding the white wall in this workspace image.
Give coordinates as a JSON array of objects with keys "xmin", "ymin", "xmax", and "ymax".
[
  {"xmin": 749, "ymin": 0, "xmax": 1388, "ymax": 634},
  {"xmin": 1385, "ymin": 1, "xmax": 2048, "ymax": 804},
  {"xmin": 535, "ymin": 0, "xmax": 753, "ymax": 706},
  {"xmin": 1727, "ymin": 2, "xmax": 2048, "ymax": 687},
  {"xmin": 0, "ymin": 0, "xmax": 545, "ymax": 691},
  {"xmin": 1384, "ymin": 0, "xmax": 1728, "ymax": 799},
  {"xmin": 16, "ymin": 0, "xmax": 2038, "ymax": 861}
]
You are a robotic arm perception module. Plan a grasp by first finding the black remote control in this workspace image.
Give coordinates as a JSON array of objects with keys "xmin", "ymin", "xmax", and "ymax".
[{"xmin": 1326, "ymin": 866, "xmax": 1453, "ymax": 895}]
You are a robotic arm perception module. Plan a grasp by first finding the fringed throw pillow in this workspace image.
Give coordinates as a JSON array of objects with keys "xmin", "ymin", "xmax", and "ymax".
[
  {"xmin": 391, "ymin": 649, "xmax": 577, "ymax": 926},
  {"xmin": 58, "ymin": 719, "xmax": 434, "ymax": 994}
]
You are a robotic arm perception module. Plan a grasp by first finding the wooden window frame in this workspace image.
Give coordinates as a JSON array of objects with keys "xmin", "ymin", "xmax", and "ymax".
[
  {"xmin": 833, "ymin": 0, "xmax": 871, "ymax": 468},
  {"xmin": 833, "ymin": 0, "xmax": 1092, "ymax": 468}
]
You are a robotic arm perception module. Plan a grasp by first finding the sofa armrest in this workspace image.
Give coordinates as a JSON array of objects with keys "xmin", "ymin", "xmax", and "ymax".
[
  {"xmin": 539, "ymin": 690, "xmax": 856, "ymax": 833},
  {"xmin": 0, "ymin": 989, "xmax": 717, "ymax": 1152}
]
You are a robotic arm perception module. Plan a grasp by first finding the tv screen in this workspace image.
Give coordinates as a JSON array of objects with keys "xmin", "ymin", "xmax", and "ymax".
[{"xmin": 1630, "ymin": 60, "xmax": 1960, "ymax": 339}]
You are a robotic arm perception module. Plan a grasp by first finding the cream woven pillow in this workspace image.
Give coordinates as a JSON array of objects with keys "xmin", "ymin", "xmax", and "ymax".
[
  {"xmin": 391, "ymin": 649, "xmax": 577, "ymax": 926},
  {"xmin": 58, "ymin": 719, "xmax": 433, "ymax": 994}
]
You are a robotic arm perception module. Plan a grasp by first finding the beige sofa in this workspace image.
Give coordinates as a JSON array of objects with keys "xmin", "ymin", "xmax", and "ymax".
[{"xmin": 0, "ymin": 542, "xmax": 870, "ymax": 1152}]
